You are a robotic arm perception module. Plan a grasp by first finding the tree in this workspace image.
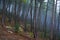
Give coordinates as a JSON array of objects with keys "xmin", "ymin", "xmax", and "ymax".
[
  {"xmin": 8, "ymin": 0, "xmax": 11, "ymax": 24},
  {"xmin": 2, "ymin": 0, "xmax": 6, "ymax": 27},
  {"xmin": 57, "ymin": 2, "xmax": 60, "ymax": 34},
  {"xmin": 24, "ymin": 3, "xmax": 30, "ymax": 32},
  {"xmin": 17, "ymin": 0, "xmax": 22, "ymax": 20},
  {"xmin": 21, "ymin": 0, "xmax": 28, "ymax": 21},
  {"xmin": 50, "ymin": 0, "xmax": 55, "ymax": 40},
  {"xmin": 43, "ymin": 0, "xmax": 49, "ymax": 39},
  {"xmin": 14, "ymin": 0, "xmax": 19, "ymax": 33},
  {"xmin": 37, "ymin": 0, "xmax": 44, "ymax": 32},
  {"xmin": 30, "ymin": 0, "xmax": 33, "ymax": 32},
  {"xmin": 53, "ymin": 0, "xmax": 57, "ymax": 40},
  {"xmin": 33, "ymin": 0, "xmax": 37, "ymax": 39}
]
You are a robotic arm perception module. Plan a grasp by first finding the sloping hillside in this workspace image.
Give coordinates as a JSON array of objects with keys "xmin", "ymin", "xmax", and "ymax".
[{"xmin": 0, "ymin": 25, "xmax": 34, "ymax": 40}]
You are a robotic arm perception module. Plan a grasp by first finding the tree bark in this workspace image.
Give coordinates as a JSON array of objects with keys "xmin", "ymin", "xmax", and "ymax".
[
  {"xmin": 50, "ymin": 0, "xmax": 55, "ymax": 40},
  {"xmin": 24, "ymin": 4, "xmax": 30, "ymax": 32},
  {"xmin": 2, "ymin": 0, "xmax": 6, "ymax": 27},
  {"xmin": 43, "ymin": 0, "xmax": 49, "ymax": 40},
  {"xmin": 30, "ymin": 0, "xmax": 33, "ymax": 32},
  {"xmin": 33, "ymin": 0, "xmax": 37, "ymax": 40}
]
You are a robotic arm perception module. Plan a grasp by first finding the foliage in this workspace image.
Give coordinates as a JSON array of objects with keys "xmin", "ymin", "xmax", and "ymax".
[
  {"xmin": 0, "ymin": 0, "xmax": 58, "ymax": 39},
  {"xmin": 14, "ymin": 22, "xmax": 20, "ymax": 33},
  {"xmin": 29, "ymin": 32, "xmax": 34, "ymax": 38},
  {"xmin": 38, "ymin": 32, "xmax": 49, "ymax": 38},
  {"xmin": 21, "ymin": 0, "xmax": 27, "ymax": 4},
  {"xmin": 19, "ymin": 27, "xmax": 24, "ymax": 32}
]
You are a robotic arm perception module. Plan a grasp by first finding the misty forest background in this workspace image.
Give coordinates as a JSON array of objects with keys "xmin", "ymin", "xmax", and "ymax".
[{"xmin": 0, "ymin": 0, "xmax": 60, "ymax": 40}]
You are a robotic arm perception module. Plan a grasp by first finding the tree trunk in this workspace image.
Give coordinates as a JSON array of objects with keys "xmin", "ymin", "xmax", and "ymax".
[
  {"xmin": 14, "ymin": 0, "xmax": 18, "ymax": 33},
  {"xmin": 43, "ymin": 0, "xmax": 49, "ymax": 40},
  {"xmin": 30, "ymin": 0, "xmax": 33, "ymax": 32},
  {"xmin": 37, "ymin": 1, "xmax": 44, "ymax": 32},
  {"xmin": 53, "ymin": 0, "xmax": 57, "ymax": 40},
  {"xmin": 17, "ymin": 1, "xmax": 22, "ymax": 22},
  {"xmin": 2, "ymin": 0, "xmax": 6, "ymax": 27},
  {"xmin": 24, "ymin": 4, "xmax": 30, "ymax": 32},
  {"xmin": 9, "ymin": 0, "xmax": 11, "ymax": 24},
  {"xmin": 21, "ymin": 4, "xmax": 26, "ymax": 21},
  {"xmin": 33, "ymin": 0, "xmax": 37, "ymax": 40},
  {"xmin": 50, "ymin": 0, "xmax": 55, "ymax": 40}
]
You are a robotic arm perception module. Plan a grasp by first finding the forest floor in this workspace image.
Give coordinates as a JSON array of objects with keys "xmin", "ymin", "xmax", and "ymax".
[
  {"xmin": 0, "ymin": 25, "xmax": 34, "ymax": 40},
  {"xmin": 0, "ymin": 25, "xmax": 49, "ymax": 40}
]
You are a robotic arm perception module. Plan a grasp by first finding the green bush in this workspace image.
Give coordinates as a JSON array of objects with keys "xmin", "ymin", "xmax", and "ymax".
[
  {"xmin": 14, "ymin": 22, "xmax": 20, "ymax": 33},
  {"xmin": 29, "ymin": 32, "xmax": 34, "ymax": 38}
]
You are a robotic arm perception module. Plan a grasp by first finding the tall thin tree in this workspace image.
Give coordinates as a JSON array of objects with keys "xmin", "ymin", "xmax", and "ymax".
[
  {"xmin": 24, "ymin": 3, "xmax": 30, "ymax": 32},
  {"xmin": 30, "ymin": 0, "xmax": 33, "ymax": 32},
  {"xmin": 2, "ymin": 0, "xmax": 6, "ymax": 27},
  {"xmin": 43, "ymin": 0, "xmax": 49, "ymax": 40},
  {"xmin": 33, "ymin": 0, "xmax": 37, "ymax": 40},
  {"xmin": 50, "ymin": 0, "xmax": 55, "ymax": 40},
  {"xmin": 37, "ymin": 0, "xmax": 44, "ymax": 32},
  {"xmin": 53, "ymin": 0, "xmax": 57, "ymax": 40}
]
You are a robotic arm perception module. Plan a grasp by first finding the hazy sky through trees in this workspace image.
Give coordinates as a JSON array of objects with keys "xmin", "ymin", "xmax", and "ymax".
[
  {"xmin": 5, "ymin": 0, "xmax": 60, "ymax": 26},
  {"xmin": 0, "ymin": 0, "xmax": 60, "ymax": 26}
]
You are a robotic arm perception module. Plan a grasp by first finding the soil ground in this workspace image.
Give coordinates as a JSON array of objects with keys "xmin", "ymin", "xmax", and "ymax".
[{"xmin": 0, "ymin": 25, "xmax": 34, "ymax": 40}]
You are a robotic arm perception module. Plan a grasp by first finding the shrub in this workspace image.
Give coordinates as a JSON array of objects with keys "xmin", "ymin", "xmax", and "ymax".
[{"xmin": 14, "ymin": 22, "xmax": 20, "ymax": 33}]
